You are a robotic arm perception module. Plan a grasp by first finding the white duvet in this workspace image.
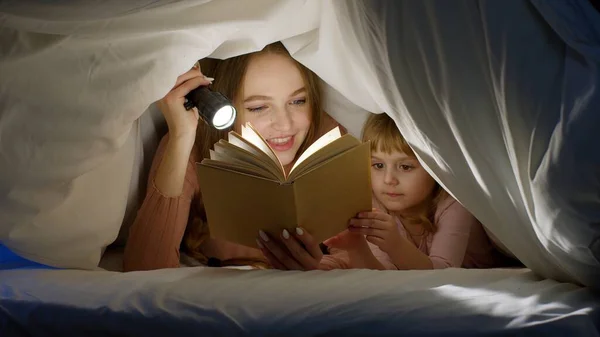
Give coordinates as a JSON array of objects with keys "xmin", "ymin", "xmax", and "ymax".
[
  {"xmin": 1, "ymin": 266, "xmax": 599, "ymax": 336},
  {"xmin": 0, "ymin": 0, "xmax": 599, "ymax": 289}
]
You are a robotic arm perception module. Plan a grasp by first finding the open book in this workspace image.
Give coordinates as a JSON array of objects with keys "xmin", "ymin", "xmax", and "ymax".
[{"xmin": 196, "ymin": 123, "xmax": 372, "ymax": 248}]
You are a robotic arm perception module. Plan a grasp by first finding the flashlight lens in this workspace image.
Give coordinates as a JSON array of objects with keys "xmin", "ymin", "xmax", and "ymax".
[{"xmin": 212, "ymin": 105, "xmax": 236, "ymax": 129}]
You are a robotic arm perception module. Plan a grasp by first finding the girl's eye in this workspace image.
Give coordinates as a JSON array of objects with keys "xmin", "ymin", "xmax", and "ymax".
[
  {"xmin": 290, "ymin": 98, "xmax": 306, "ymax": 106},
  {"xmin": 372, "ymin": 163, "xmax": 384, "ymax": 169},
  {"xmin": 399, "ymin": 164, "xmax": 413, "ymax": 171},
  {"xmin": 246, "ymin": 106, "xmax": 266, "ymax": 113}
]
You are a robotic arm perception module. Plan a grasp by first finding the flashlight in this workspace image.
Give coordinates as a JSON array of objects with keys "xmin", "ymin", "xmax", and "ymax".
[{"xmin": 184, "ymin": 86, "xmax": 236, "ymax": 130}]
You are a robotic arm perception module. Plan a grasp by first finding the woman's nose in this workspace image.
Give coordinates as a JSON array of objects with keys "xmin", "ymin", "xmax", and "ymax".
[{"xmin": 271, "ymin": 108, "xmax": 293, "ymax": 131}]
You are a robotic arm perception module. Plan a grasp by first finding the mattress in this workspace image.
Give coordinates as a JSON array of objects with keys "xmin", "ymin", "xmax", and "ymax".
[{"xmin": 1, "ymin": 266, "xmax": 598, "ymax": 337}]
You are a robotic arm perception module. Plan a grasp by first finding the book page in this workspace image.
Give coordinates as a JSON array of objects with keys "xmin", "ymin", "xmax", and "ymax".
[
  {"xmin": 201, "ymin": 158, "xmax": 276, "ymax": 181},
  {"xmin": 241, "ymin": 123, "xmax": 283, "ymax": 172},
  {"xmin": 289, "ymin": 127, "xmax": 341, "ymax": 175},
  {"xmin": 213, "ymin": 141, "xmax": 283, "ymax": 181},
  {"xmin": 228, "ymin": 131, "xmax": 263, "ymax": 157},
  {"xmin": 209, "ymin": 150, "xmax": 275, "ymax": 179},
  {"xmin": 287, "ymin": 134, "xmax": 360, "ymax": 181},
  {"xmin": 228, "ymin": 131, "xmax": 284, "ymax": 181}
]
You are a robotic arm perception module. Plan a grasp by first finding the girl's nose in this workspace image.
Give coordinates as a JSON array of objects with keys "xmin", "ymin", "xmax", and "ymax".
[{"xmin": 383, "ymin": 170, "xmax": 398, "ymax": 185}]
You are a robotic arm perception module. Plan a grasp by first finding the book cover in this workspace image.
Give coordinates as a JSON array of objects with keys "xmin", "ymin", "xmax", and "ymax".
[{"xmin": 197, "ymin": 123, "xmax": 372, "ymax": 247}]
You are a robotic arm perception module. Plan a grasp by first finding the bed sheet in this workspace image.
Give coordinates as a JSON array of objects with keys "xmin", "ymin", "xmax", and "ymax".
[{"xmin": 1, "ymin": 267, "xmax": 598, "ymax": 337}]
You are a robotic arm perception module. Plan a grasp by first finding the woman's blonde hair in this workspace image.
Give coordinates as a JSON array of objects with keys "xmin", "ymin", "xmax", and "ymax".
[
  {"xmin": 361, "ymin": 113, "xmax": 447, "ymax": 233},
  {"xmin": 182, "ymin": 42, "xmax": 323, "ymax": 265}
]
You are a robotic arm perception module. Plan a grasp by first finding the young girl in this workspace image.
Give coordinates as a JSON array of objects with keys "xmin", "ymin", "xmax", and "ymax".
[
  {"xmin": 123, "ymin": 42, "xmax": 352, "ymax": 272},
  {"xmin": 327, "ymin": 113, "xmax": 506, "ymax": 270}
]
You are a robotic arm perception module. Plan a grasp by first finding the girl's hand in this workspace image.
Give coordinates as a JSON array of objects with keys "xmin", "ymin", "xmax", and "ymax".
[
  {"xmin": 347, "ymin": 209, "xmax": 403, "ymax": 256},
  {"xmin": 157, "ymin": 64, "xmax": 213, "ymax": 138},
  {"xmin": 257, "ymin": 227, "xmax": 322, "ymax": 271},
  {"xmin": 323, "ymin": 229, "xmax": 369, "ymax": 252},
  {"xmin": 325, "ymin": 229, "xmax": 387, "ymax": 270}
]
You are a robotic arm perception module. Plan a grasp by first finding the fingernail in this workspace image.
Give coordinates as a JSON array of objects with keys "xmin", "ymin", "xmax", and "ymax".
[
  {"xmin": 204, "ymin": 76, "xmax": 215, "ymax": 82},
  {"xmin": 259, "ymin": 230, "xmax": 269, "ymax": 242},
  {"xmin": 256, "ymin": 239, "xmax": 264, "ymax": 249},
  {"xmin": 282, "ymin": 229, "xmax": 290, "ymax": 239},
  {"xmin": 296, "ymin": 227, "xmax": 304, "ymax": 236}
]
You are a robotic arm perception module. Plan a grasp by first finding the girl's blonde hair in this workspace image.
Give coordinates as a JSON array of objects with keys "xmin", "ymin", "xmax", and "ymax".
[
  {"xmin": 361, "ymin": 113, "xmax": 448, "ymax": 233},
  {"xmin": 182, "ymin": 42, "xmax": 324, "ymax": 266}
]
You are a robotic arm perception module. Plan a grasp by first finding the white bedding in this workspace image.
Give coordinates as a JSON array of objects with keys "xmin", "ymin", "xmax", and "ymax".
[
  {"xmin": 0, "ymin": 0, "xmax": 372, "ymax": 271},
  {"xmin": 1, "ymin": 0, "xmax": 599, "ymax": 290},
  {"xmin": 1, "ymin": 267, "xmax": 598, "ymax": 336}
]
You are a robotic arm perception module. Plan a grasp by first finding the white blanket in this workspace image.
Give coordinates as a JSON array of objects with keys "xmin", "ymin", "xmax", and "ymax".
[
  {"xmin": 0, "ymin": 0, "xmax": 599, "ymax": 288},
  {"xmin": 1, "ymin": 267, "xmax": 598, "ymax": 336}
]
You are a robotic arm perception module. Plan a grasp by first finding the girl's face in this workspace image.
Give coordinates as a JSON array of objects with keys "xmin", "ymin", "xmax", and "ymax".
[
  {"xmin": 237, "ymin": 52, "xmax": 312, "ymax": 167},
  {"xmin": 370, "ymin": 149, "xmax": 437, "ymax": 216}
]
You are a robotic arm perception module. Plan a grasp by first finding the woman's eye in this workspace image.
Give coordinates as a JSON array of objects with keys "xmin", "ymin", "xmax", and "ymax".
[
  {"xmin": 399, "ymin": 165, "xmax": 413, "ymax": 171},
  {"xmin": 290, "ymin": 98, "xmax": 306, "ymax": 106},
  {"xmin": 246, "ymin": 106, "xmax": 266, "ymax": 113},
  {"xmin": 372, "ymin": 163, "xmax": 384, "ymax": 169}
]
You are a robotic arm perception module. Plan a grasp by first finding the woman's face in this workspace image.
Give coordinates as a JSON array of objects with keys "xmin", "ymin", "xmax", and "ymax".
[{"xmin": 237, "ymin": 52, "xmax": 312, "ymax": 167}]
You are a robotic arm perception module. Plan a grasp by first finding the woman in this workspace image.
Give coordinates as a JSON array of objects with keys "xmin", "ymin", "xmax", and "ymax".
[{"xmin": 123, "ymin": 42, "xmax": 352, "ymax": 271}]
